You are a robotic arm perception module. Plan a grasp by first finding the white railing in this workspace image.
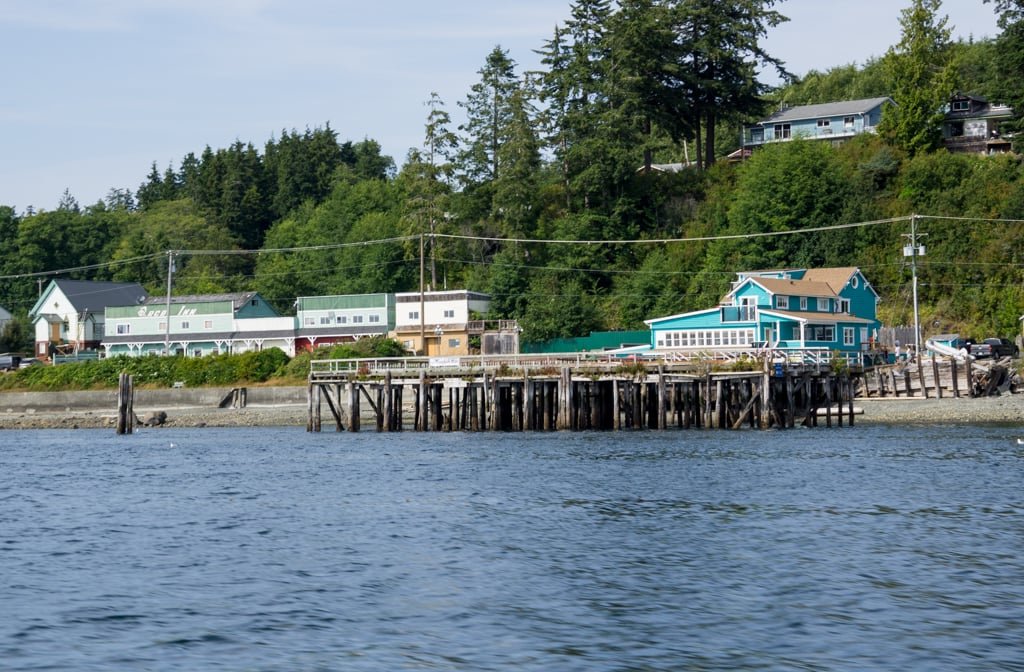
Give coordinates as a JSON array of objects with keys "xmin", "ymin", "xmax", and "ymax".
[{"xmin": 309, "ymin": 347, "xmax": 865, "ymax": 377}]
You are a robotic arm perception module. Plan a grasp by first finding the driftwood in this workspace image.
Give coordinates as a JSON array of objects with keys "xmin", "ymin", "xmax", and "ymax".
[{"xmin": 861, "ymin": 355, "xmax": 1021, "ymax": 398}]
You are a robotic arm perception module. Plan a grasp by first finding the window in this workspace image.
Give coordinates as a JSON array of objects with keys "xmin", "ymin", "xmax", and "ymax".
[
  {"xmin": 809, "ymin": 326, "xmax": 835, "ymax": 341},
  {"xmin": 180, "ymin": 321, "xmax": 190, "ymax": 330},
  {"xmin": 204, "ymin": 320, "xmax": 213, "ymax": 329},
  {"xmin": 369, "ymin": 314, "xmax": 380, "ymax": 323},
  {"xmin": 843, "ymin": 327, "xmax": 855, "ymax": 346},
  {"xmin": 817, "ymin": 298, "xmax": 828, "ymax": 311},
  {"xmin": 844, "ymin": 116, "xmax": 855, "ymax": 129},
  {"xmin": 337, "ymin": 315, "xmax": 347, "ymax": 324},
  {"xmin": 776, "ymin": 296, "xmax": 789, "ymax": 309},
  {"xmin": 774, "ymin": 123, "xmax": 791, "ymax": 139},
  {"xmin": 303, "ymin": 317, "xmax": 315, "ymax": 326},
  {"xmin": 402, "ymin": 340, "xmax": 413, "ymax": 349},
  {"xmin": 952, "ymin": 100, "xmax": 970, "ymax": 112},
  {"xmin": 320, "ymin": 316, "xmax": 331, "ymax": 325},
  {"xmin": 817, "ymin": 119, "xmax": 831, "ymax": 134},
  {"xmin": 193, "ymin": 348, "xmax": 203, "ymax": 357},
  {"xmin": 158, "ymin": 321, "xmax": 166, "ymax": 331},
  {"xmin": 251, "ymin": 299, "xmax": 259, "ymax": 306},
  {"xmin": 837, "ymin": 299, "xmax": 850, "ymax": 313},
  {"xmin": 657, "ymin": 329, "xmax": 755, "ymax": 349},
  {"xmin": 353, "ymin": 315, "xmax": 363, "ymax": 323},
  {"xmin": 447, "ymin": 338, "xmax": 460, "ymax": 348},
  {"xmin": 409, "ymin": 311, "xmax": 419, "ymax": 320},
  {"xmin": 800, "ymin": 297, "xmax": 808, "ymax": 311},
  {"xmin": 443, "ymin": 309, "xmax": 455, "ymax": 318},
  {"xmin": 116, "ymin": 323, "xmax": 130, "ymax": 335}
]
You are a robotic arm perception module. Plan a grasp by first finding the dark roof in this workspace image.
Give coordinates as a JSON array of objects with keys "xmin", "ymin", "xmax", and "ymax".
[
  {"xmin": 755, "ymin": 97, "xmax": 894, "ymax": 125},
  {"xmin": 141, "ymin": 292, "xmax": 261, "ymax": 311},
  {"xmin": 54, "ymin": 280, "xmax": 148, "ymax": 313}
]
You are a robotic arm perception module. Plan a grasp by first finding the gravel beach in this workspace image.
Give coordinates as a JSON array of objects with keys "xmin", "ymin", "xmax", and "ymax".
[{"xmin": 3, "ymin": 393, "xmax": 1024, "ymax": 430}]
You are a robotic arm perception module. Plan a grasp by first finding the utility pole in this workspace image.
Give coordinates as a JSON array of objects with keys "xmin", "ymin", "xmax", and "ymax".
[
  {"xmin": 419, "ymin": 234, "xmax": 425, "ymax": 355},
  {"xmin": 164, "ymin": 251, "xmax": 175, "ymax": 356},
  {"xmin": 902, "ymin": 215, "xmax": 926, "ymax": 354}
]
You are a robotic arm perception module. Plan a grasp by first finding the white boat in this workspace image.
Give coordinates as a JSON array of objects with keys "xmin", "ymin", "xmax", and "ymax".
[{"xmin": 925, "ymin": 334, "xmax": 971, "ymax": 362}]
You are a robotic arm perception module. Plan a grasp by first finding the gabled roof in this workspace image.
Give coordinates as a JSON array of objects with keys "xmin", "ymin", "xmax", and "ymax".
[
  {"xmin": 945, "ymin": 92, "xmax": 1014, "ymax": 120},
  {"xmin": 730, "ymin": 267, "xmax": 878, "ymax": 300},
  {"xmin": 31, "ymin": 279, "xmax": 148, "ymax": 317},
  {"xmin": 754, "ymin": 97, "xmax": 894, "ymax": 125},
  {"xmin": 747, "ymin": 277, "xmax": 838, "ymax": 298},
  {"xmin": 141, "ymin": 292, "xmax": 263, "ymax": 311}
]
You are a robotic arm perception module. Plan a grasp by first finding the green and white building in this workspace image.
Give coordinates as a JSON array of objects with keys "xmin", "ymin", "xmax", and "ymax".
[{"xmin": 103, "ymin": 292, "xmax": 294, "ymax": 357}]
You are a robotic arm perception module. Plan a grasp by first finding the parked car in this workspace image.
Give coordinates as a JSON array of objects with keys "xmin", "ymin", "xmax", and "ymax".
[
  {"xmin": 981, "ymin": 338, "xmax": 1019, "ymax": 359},
  {"xmin": 950, "ymin": 338, "xmax": 991, "ymax": 358},
  {"xmin": 18, "ymin": 357, "xmax": 42, "ymax": 369},
  {"xmin": 0, "ymin": 353, "xmax": 21, "ymax": 371},
  {"xmin": 970, "ymin": 341, "xmax": 994, "ymax": 358}
]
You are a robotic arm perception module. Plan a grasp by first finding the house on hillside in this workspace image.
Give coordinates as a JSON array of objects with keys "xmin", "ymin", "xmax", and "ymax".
[
  {"xmin": 295, "ymin": 293, "xmax": 396, "ymax": 352},
  {"xmin": 645, "ymin": 267, "xmax": 880, "ymax": 359},
  {"xmin": 102, "ymin": 291, "xmax": 295, "ymax": 358},
  {"xmin": 391, "ymin": 290, "xmax": 520, "ymax": 357},
  {"xmin": 942, "ymin": 92, "xmax": 1014, "ymax": 154},
  {"xmin": 742, "ymin": 97, "xmax": 895, "ymax": 151},
  {"xmin": 29, "ymin": 279, "xmax": 148, "ymax": 359}
]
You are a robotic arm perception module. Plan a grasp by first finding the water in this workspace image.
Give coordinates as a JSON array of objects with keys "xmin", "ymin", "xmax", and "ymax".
[{"xmin": 2, "ymin": 424, "xmax": 1022, "ymax": 671}]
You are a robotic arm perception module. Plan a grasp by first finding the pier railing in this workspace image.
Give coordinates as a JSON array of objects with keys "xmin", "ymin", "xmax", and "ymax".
[{"xmin": 309, "ymin": 347, "xmax": 864, "ymax": 379}]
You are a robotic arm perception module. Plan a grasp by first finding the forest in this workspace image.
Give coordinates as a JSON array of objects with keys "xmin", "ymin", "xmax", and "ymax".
[{"xmin": 2, "ymin": 0, "xmax": 1024, "ymax": 352}]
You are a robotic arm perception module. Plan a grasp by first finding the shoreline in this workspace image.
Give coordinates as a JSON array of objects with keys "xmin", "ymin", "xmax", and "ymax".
[{"xmin": 2, "ymin": 394, "xmax": 1024, "ymax": 430}]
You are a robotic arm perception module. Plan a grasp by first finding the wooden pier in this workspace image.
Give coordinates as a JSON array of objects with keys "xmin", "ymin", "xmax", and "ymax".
[
  {"xmin": 306, "ymin": 357, "xmax": 859, "ymax": 433},
  {"xmin": 860, "ymin": 352, "xmax": 1016, "ymax": 399}
]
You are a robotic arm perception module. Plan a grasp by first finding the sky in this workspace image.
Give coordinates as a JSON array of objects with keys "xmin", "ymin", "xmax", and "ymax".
[{"xmin": 0, "ymin": 0, "xmax": 1002, "ymax": 214}]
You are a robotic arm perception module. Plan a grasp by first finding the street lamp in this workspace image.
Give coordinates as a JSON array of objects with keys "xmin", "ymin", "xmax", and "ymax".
[{"xmin": 433, "ymin": 325, "xmax": 443, "ymax": 356}]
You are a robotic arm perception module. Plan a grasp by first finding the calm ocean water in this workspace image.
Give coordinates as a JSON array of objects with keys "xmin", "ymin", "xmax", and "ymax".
[{"xmin": 1, "ymin": 424, "xmax": 1022, "ymax": 671}]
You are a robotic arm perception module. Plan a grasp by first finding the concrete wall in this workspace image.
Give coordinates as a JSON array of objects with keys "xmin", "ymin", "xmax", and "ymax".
[{"xmin": 0, "ymin": 386, "xmax": 307, "ymax": 412}]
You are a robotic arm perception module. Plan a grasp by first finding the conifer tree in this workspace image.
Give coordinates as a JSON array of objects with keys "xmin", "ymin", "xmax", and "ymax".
[{"xmin": 878, "ymin": 0, "xmax": 959, "ymax": 154}]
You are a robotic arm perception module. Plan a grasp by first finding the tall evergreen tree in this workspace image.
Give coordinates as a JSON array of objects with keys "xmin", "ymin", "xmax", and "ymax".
[
  {"xmin": 984, "ymin": 0, "xmax": 1024, "ymax": 133},
  {"xmin": 458, "ymin": 46, "xmax": 520, "ymax": 186},
  {"xmin": 672, "ymin": 0, "xmax": 788, "ymax": 167},
  {"xmin": 878, "ymin": 0, "xmax": 959, "ymax": 154}
]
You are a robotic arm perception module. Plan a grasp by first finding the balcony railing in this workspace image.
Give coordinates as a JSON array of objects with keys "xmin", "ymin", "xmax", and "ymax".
[{"xmin": 720, "ymin": 306, "xmax": 757, "ymax": 322}]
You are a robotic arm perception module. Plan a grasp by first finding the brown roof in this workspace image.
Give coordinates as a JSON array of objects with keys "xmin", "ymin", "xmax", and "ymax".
[
  {"xmin": 800, "ymin": 267, "xmax": 858, "ymax": 293},
  {"xmin": 751, "ymin": 277, "xmax": 838, "ymax": 298}
]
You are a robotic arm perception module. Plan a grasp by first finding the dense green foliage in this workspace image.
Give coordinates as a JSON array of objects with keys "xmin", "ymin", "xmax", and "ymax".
[
  {"xmin": 3, "ymin": 0, "xmax": 1024, "ymax": 350},
  {"xmin": 0, "ymin": 349, "xmax": 291, "ymax": 391},
  {"xmin": 0, "ymin": 336, "xmax": 411, "ymax": 391}
]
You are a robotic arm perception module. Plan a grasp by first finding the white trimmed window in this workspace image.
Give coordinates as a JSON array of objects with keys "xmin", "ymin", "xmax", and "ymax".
[
  {"xmin": 777, "ymin": 296, "xmax": 789, "ymax": 309},
  {"xmin": 657, "ymin": 329, "xmax": 755, "ymax": 348},
  {"xmin": 843, "ymin": 327, "xmax": 855, "ymax": 346},
  {"xmin": 116, "ymin": 323, "xmax": 130, "ymax": 335}
]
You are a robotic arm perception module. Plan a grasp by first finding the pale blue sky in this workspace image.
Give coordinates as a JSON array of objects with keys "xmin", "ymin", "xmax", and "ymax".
[{"xmin": 0, "ymin": 0, "xmax": 1000, "ymax": 213}]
